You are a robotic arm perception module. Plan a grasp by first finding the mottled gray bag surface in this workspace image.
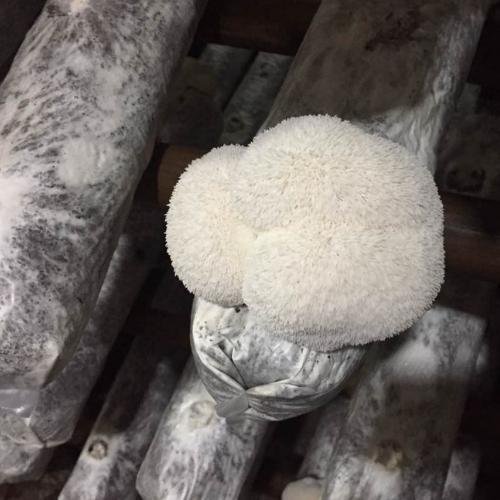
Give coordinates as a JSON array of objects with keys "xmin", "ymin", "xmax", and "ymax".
[{"xmin": 191, "ymin": 298, "xmax": 365, "ymax": 421}]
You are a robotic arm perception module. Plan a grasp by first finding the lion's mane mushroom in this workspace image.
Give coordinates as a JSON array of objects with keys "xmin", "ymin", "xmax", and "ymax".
[
  {"xmin": 166, "ymin": 115, "xmax": 444, "ymax": 352},
  {"xmin": 166, "ymin": 115, "xmax": 444, "ymax": 420}
]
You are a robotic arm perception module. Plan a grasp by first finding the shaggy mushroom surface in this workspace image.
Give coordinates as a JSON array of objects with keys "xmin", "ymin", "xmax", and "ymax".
[{"xmin": 167, "ymin": 115, "xmax": 444, "ymax": 351}]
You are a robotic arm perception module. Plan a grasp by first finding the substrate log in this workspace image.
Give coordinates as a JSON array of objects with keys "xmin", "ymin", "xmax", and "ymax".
[{"xmin": 0, "ymin": 0, "xmax": 207, "ymax": 389}]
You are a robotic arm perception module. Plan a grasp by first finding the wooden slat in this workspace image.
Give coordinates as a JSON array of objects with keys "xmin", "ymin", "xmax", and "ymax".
[
  {"xmin": 196, "ymin": 0, "xmax": 320, "ymax": 55},
  {"xmin": 220, "ymin": 52, "xmax": 292, "ymax": 145},
  {"xmin": 443, "ymin": 192, "xmax": 500, "ymax": 283},
  {"xmin": 200, "ymin": 44, "xmax": 255, "ymax": 109}
]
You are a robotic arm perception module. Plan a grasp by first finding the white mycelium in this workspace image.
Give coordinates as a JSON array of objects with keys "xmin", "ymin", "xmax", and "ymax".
[
  {"xmin": 0, "ymin": 0, "xmax": 206, "ymax": 390},
  {"xmin": 167, "ymin": 115, "xmax": 444, "ymax": 351},
  {"xmin": 191, "ymin": 298, "xmax": 363, "ymax": 420}
]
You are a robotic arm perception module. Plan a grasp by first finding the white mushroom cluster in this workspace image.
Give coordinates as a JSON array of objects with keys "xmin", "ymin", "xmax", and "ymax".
[{"xmin": 166, "ymin": 115, "xmax": 444, "ymax": 351}]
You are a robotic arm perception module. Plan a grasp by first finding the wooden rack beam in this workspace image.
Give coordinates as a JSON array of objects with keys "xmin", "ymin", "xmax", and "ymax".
[
  {"xmin": 443, "ymin": 192, "xmax": 500, "ymax": 284},
  {"xmin": 196, "ymin": 0, "xmax": 320, "ymax": 55}
]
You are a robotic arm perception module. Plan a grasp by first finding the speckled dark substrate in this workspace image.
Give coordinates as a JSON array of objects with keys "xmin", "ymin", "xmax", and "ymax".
[
  {"xmin": 442, "ymin": 436, "xmax": 480, "ymax": 500},
  {"xmin": 0, "ymin": 435, "xmax": 52, "ymax": 484},
  {"xmin": 0, "ymin": 0, "xmax": 206, "ymax": 390},
  {"xmin": 323, "ymin": 279, "xmax": 491, "ymax": 500},
  {"xmin": 266, "ymin": 0, "xmax": 488, "ymax": 173},
  {"xmin": 191, "ymin": 299, "xmax": 364, "ymax": 421},
  {"xmin": 137, "ymin": 360, "xmax": 268, "ymax": 500},
  {"xmin": 0, "ymin": 199, "xmax": 163, "ymax": 482},
  {"xmin": 58, "ymin": 324, "xmax": 185, "ymax": 500},
  {"xmin": 53, "ymin": 45, "xmax": 238, "ymax": 497}
]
